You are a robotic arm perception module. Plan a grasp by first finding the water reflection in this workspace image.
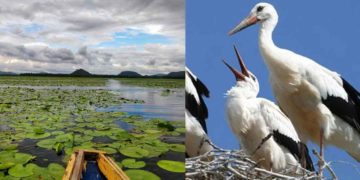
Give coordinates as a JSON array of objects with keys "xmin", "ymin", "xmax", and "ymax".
[{"xmin": 102, "ymin": 79, "xmax": 184, "ymax": 121}]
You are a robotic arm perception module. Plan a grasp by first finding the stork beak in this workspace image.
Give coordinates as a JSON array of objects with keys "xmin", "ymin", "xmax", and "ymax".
[
  {"xmin": 228, "ymin": 15, "xmax": 258, "ymax": 36},
  {"xmin": 222, "ymin": 59, "xmax": 245, "ymax": 81},
  {"xmin": 233, "ymin": 45, "xmax": 250, "ymax": 77}
]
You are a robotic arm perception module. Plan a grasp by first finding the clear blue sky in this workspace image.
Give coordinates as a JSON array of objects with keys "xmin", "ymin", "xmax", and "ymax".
[{"xmin": 187, "ymin": 0, "xmax": 360, "ymax": 178}]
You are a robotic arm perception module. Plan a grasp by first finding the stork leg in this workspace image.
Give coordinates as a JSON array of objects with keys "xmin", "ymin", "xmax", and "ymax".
[{"xmin": 318, "ymin": 128, "xmax": 324, "ymax": 179}]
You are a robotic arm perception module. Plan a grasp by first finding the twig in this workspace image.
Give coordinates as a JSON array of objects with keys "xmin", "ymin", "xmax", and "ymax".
[{"xmin": 312, "ymin": 149, "xmax": 337, "ymax": 180}]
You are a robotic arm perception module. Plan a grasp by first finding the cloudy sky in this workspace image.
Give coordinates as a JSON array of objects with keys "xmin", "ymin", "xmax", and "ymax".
[{"xmin": 0, "ymin": 0, "xmax": 184, "ymax": 75}]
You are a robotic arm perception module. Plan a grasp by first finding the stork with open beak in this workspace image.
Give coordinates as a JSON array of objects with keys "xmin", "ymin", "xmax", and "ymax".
[
  {"xmin": 224, "ymin": 45, "xmax": 314, "ymax": 172},
  {"xmin": 185, "ymin": 67, "xmax": 214, "ymax": 157},
  {"xmin": 228, "ymin": 2, "xmax": 360, "ymax": 169}
]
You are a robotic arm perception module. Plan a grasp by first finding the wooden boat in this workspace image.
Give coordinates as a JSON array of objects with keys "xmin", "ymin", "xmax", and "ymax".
[{"xmin": 62, "ymin": 149, "xmax": 129, "ymax": 180}]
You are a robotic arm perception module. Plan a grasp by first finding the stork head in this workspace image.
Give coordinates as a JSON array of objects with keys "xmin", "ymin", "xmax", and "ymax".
[
  {"xmin": 223, "ymin": 46, "xmax": 259, "ymax": 98},
  {"xmin": 228, "ymin": 2, "xmax": 278, "ymax": 36}
]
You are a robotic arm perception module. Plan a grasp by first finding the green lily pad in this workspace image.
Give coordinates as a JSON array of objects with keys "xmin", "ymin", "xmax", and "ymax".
[
  {"xmin": 13, "ymin": 153, "xmax": 35, "ymax": 164},
  {"xmin": 97, "ymin": 147, "xmax": 117, "ymax": 154},
  {"xmin": 168, "ymin": 144, "xmax": 185, "ymax": 152},
  {"xmin": 0, "ymin": 143, "xmax": 18, "ymax": 151},
  {"xmin": 175, "ymin": 128, "xmax": 185, "ymax": 133},
  {"xmin": 51, "ymin": 131, "xmax": 65, "ymax": 135},
  {"xmin": 0, "ymin": 162, "xmax": 15, "ymax": 170},
  {"xmin": 48, "ymin": 163, "xmax": 65, "ymax": 179},
  {"xmin": 26, "ymin": 132, "xmax": 51, "ymax": 139},
  {"xmin": 125, "ymin": 170, "xmax": 160, "ymax": 180},
  {"xmin": 33, "ymin": 127, "xmax": 45, "ymax": 134},
  {"xmin": 24, "ymin": 163, "xmax": 53, "ymax": 180},
  {"xmin": 157, "ymin": 160, "xmax": 185, "ymax": 173},
  {"xmin": 121, "ymin": 159, "xmax": 146, "ymax": 169},
  {"xmin": 119, "ymin": 147, "xmax": 149, "ymax": 158},
  {"xmin": 144, "ymin": 129, "xmax": 161, "ymax": 134},
  {"xmin": 55, "ymin": 133, "xmax": 73, "ymax": 143},
  {"xmin": 8, "ymin": 164, "xmax": 33, "ymax": 178},
  {"xmin": 37, "ymin": 139, "xmax": 56, "ymax": 149}
]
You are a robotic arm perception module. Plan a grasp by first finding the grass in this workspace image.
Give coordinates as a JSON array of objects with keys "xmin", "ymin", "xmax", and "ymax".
[
  {"xmin": 117, "ymin": 78, "xmax": 184, "ymax": 88},
  {"xmin": 0, "ymin": 76, "xmax": 184, "ymax": 88}
]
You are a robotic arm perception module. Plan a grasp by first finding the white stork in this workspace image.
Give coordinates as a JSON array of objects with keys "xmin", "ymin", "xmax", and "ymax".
[
  {"xmin": 228, "ymin": 2, "xmax": 360, "ymax": 164},
  {"xmin": 185, "ymin": 67, "xmax": 214, "ymax": 157},
  {"xmin": 224, "ymin": 46, "xmax": 314, "ymax": 172}
]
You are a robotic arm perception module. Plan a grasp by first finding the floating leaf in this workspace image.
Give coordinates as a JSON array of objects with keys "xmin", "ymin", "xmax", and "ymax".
[
  {"xmin": 121, "ymin": 159, "xmax": 146, "ymax": 169},
  {"xmin": 168, "ymin": 144, "xmax": 185, "ymax": 152},
  {"xmin": 175, "ymin": 128, "xmax": 185, "ymax": 133},
  {"xmin": 55, "ymin": 133, "xmax": 73, "ymax": 143},
  {"xmin": 26, "ymin": 163, "xmax": 53, "ymax": 180},
  {"xmin": 37, "ymin": 139, "xmax": 56, "ymax": 149},
  {"xmin": 8, "ymin": 164, "xmax": 33, "ymax": 178},
  {"xmin": 48, "ymin": 163, "xmax": 65, "ymax": 179},
  {"xmin": 13, "ymin": 153, "xmax": 35, "ymax": 164},
  {"xmin": 26, "ymin": 132, "xmax": 51, "ymax": 139},
  {"xmin": 119, "ymin": 147, "xmax": 149, "ymax": 158},
  {"xmin": 0, "ymin": 162, "xmax": 15, "ymax": 170},
  {"xmin": 144, "ymin": 129, "xmax": 161, "ymax": 134},
  {"xmin": 125, "ymin": 170, "xmax": 160, "ymax": 180},
  {"xmin": 97, "ymin": 147, "xmax": 117, "ymax": 154},
  {"xmin": 33, "ymin": 127, "xmax": 45, "ymax": 134},
  {"xmin": 0, "ymin": 142, "xmax": 17, "ymax": 151},
  {"xmin": 157, "ymin": 160, "xmax": 185, "ymax": 173}
]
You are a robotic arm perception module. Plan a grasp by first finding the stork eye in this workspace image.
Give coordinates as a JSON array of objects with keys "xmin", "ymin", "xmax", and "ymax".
[{"xmin": 257, "ymin": 6, "xmax": 264, "ymax": 12}]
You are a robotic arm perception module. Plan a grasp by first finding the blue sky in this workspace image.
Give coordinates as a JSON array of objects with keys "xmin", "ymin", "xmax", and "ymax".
[
  {"xmin": 95, "ymin": 29, "xmax": 172, "ymax": 48},
  {"xmin": 187, "ymin": 0, "xmax": 360, "ymax": 178}
]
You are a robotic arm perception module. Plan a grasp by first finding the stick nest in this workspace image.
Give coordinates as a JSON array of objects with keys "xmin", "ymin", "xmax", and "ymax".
[{"xmin": 186, "ymin": 148, "xmax": 319, "ymax": 180}]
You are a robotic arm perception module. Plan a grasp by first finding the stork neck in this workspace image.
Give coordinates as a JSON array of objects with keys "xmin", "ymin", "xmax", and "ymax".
[{"xmin": 258, "ymin": 20, "xmax": 277, "ymax": 53}]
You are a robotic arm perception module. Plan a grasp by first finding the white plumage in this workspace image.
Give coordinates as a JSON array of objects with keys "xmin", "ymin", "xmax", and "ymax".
[
  {"xmin": 224, "ymin": 46, "xmax": 314, "ymax": 172},
  {"xmin": 185, "ymin": 67, "xmax": 213, "ymax": 157},
  {"xmin": 229, "ymin": 2, "xmax": 360, "ymax": 161}
]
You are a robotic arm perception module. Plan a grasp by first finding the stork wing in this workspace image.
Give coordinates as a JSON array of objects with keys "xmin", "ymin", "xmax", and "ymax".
[
  {"xmin": 185, "ymin": 67, "xmax": 210, "ymax": 133},
  {"xmin": 306, "ymin": 62, "xmax": 360, "ymax": 133},
  {"xmin": 259, "ymin": 99, "xmax": 314, "ymax": 171}
]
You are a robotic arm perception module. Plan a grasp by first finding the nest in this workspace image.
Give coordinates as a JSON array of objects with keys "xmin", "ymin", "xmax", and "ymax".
[{"xmin": 186, "ymin": 147, "xmax": 320, "ymax": 180}]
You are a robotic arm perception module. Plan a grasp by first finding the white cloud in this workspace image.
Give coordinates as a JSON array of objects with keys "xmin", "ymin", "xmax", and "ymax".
[{"xmin": 0, "ymin": 0, "xmax": 184, "ymax": 75}]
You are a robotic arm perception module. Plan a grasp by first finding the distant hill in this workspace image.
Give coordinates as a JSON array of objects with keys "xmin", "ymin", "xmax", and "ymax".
[
  {"xmin": 166, "ymin": 71, "xmax": 185, "ymax": 78},
  {"xmin": 0, "ymin": 71, "xmax": 17, "ymax": 75},
  {"xmin": 118, "ymin": 71, "xmax": 142, "ymax": 78},
  {"xmin": 70, "ymin": 69, "xmax": 91, "ymax": 76},
  {"xmin": 150, "ymin": 73, "xmax": 167, "ymax": 77}
]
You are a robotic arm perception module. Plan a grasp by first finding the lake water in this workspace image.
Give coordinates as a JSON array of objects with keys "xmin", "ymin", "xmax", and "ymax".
[{"xmin": 100, "ymin": 79, "xmax": 184, "ymax": 121}]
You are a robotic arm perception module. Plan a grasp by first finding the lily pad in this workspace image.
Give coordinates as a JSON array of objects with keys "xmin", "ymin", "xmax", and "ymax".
[
  {"xmin": 168, "ymin": 144, "xmax": 185, "ymax": 152},
  {"xmin": 55, "ymin": 133, "xmax": 73, "ymax": 143},
  {"xmin": 97, "ymin": 147, "xmax": 117, "ymax": 154},
  {"xmin": 8, "ymin": 164, "xmax": 33, "ymax": 178},
  {"xmin": 33, "ymin": 127, "xmax": 45, "ymax": 134},
  {"xmin": 13, "ymin": 153, "xmax": 35, "ymax": 164},
  {"xmin": 25, "ymin": 163, "xmax": 53, "ymax": 180},
  {"xmin": 26, "ymin": 132, "xmax": 51, "ymax": 139},
  {"xmin": 0, "ymin": 141, "xmax": 18, "ymax": 151},
  {"xmin": 125, "ymin": 169, "xmax": 160, "ymax": 180},
  {"xmin": 121, "ymin": 159, "xmax": 146, "ymax": 169},
  {"xmin": 119, "ymin": 147, "xmax": 149, "ymax": 158},
  {"xmin": 48, "ymin": 163, "xmax": 65, "ymax": 179},
  {"xmin": 157, "ymin": 160, "xmax": 185, "ymax": 173},
  {"xmin": 37, "ymin": 139, "xmax": 56, "ymax": 149},
  {"xmin": 0, "ymin": 162, "xmax": 15, "ymax": 170}
]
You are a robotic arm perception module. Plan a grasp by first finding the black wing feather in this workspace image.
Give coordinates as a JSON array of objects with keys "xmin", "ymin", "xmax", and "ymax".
[
  {"xmin": 273, "ymin": 130, "xmax": 314, "ymax": 171},
  {"xmin": 185, "ymin": 70, "xmax": 210, "ymax": 133},
  {"xmin": 322, "ymin": 77, "xmax": 360, "ymax": 133}
]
